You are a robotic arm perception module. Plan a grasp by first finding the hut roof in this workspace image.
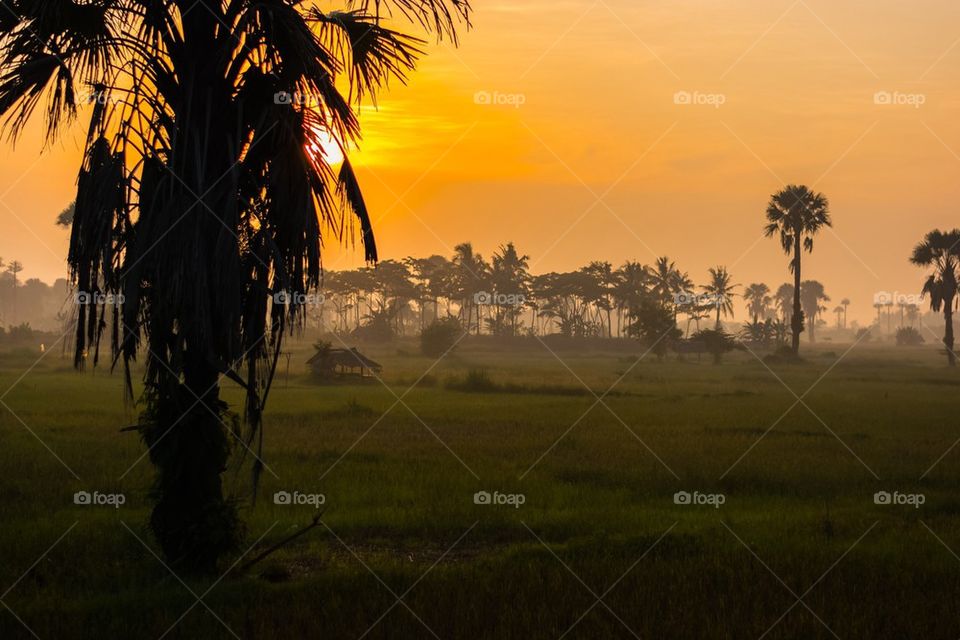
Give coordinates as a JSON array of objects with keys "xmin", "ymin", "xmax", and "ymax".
[{"xmin": 307, "ymin": 347, "xmax": 383, "ymax": 371}]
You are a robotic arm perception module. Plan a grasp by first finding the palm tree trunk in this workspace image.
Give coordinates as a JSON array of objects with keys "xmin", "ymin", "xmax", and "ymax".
[
  {"xmin": 147, "ymin": 355, "xmax": 237, "ymax": 573},
  {"xmin": 944, "ymin": 302, "xmax": 955, "ymax": 366},
  {"xmin": 791, "ymin": 237, "xmax": 802, "ymax": 354}
]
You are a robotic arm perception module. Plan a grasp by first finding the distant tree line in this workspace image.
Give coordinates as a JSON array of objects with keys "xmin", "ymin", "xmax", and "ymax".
[
  {"xmin": 0, "ymin": 257, "xmax": 70, "ymax": 332},
  {"xmin": 312, "ymin": 241, "xmax": 848, "ymax": 349}
]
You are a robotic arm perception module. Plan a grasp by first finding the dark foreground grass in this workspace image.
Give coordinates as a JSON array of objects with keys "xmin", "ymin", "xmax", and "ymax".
[{"xmin": 1, "ymin": 337, "xmax": 959, "ymax": 638}]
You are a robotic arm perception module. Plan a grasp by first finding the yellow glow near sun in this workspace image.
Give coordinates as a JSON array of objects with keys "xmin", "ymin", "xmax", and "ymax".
[{"xmin": 307, "ymin": 126, "xmax": 345, "ymax": 166}]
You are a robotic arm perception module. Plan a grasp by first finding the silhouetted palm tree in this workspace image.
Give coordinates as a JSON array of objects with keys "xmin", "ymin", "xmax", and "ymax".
[
  {"xmin": 774, "ymin": 283, "xmax": 794, "ymax": 323},
  {"xmin": 744, "ymin": 283, "xmax": 771, "ymax": 323},
  {"xmin": 702, "ymin": 266, "xmax": 738, "ymax": 329},
  {"xmin": 764, "ymin": 185, "xmax": 832, "ymax": 355},
  {"xmin": 490, "ymin": 243, "xmax": 530, "ymax": 336},
  {"xmin": 5, "ymin": 260, "xmax": 22, "ymax": 323},
  {"xmin": 910, "ymin": 229, "xmax": 960, "ymax": 366},
  {"xmin": 0, "ymin": 0, "xmax": 469, "ymax": 570},
  {"xmin": 841, "ymin": 297, "xmax": 850, "ymax": 328},
  {"xmin": 452, "ymin": 243, "xmax": 489, "ymax": 335},
  {"xmin": 906, "ymin": 303, "xmax": 919, "ymax": 328},
  {"xmin": 647, "ymin": 256, "xmax": 682, "ymax": 305},
  {"xmin": 613, "ymin": 261, "xmax": 648, "ymax": 336},
  {"xmin": 799, "ymin": 280, "xmax": 829, "ymax": 342}
]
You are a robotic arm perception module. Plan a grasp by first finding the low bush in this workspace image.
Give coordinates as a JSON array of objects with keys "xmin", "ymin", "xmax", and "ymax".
[{"xmin": 421, "ymin": 317, "xmax": 463, "ymax": 357}]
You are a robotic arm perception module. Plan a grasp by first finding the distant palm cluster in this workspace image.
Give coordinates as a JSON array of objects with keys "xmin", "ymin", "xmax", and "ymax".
[{"xmin": 314, "ymin": 241, "xmax": 836, "ymax": 348}]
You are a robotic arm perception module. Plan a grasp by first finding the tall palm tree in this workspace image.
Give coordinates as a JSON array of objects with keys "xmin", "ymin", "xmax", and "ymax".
[
  {"xmin": 490, "ymin": 243, "xmax": 530, "ymax": 336},
  {"xmin": 744, "ymin": 282, "xmax": 771, "ymax": 323},
  {"xmin": 764, "ymin": 185, "xmax": 832, "ymax": 355},
  {"xmin": 840, "ymin": 297, "xmax": 850, "ymax": 329},
  {"xmin": 910, "ymin": 229, "xmax": 960, "ymax": 366},
  {"xmin": 702, "ymin": 266, "xmax": 739, "ymax": 329},
  {"xmin": 0, "ymin": 0, "xmax": 469, "ymax": 571},
  {"xmin": 452, "ymin": 242, "xmax": 489, "ymax": 335},
  {"xmin": 613, "ymin": 261, "xmax": 648, "ymax": 336},
  {"xmin": 647, "ymin": 256, "xmax": 682, "ymax": 305},
  {"xmin": 5, "ymin": 260, "xmax": 22, "ymax": 323}
]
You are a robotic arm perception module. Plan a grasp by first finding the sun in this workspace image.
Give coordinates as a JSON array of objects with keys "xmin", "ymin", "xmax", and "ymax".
[{"xmin": 306, "ymin": 126, "xmax": 345, "ymax": 166}]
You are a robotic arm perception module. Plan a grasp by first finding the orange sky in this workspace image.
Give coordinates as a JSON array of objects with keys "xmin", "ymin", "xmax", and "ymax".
[{"xmin": 2, "ymin": 0, "xmax": 960, "ymax": 323}]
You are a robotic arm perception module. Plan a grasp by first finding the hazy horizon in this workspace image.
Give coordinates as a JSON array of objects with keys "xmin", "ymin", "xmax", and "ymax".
[{"xmin": 2, "ymin": 0, "xmax": 959, "ymax": 325}]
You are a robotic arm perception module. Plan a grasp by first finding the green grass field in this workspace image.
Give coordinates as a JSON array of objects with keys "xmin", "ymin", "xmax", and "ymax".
[{"xmin": 2, "ymin": 336, "xmax": 959, "ymax": 638}]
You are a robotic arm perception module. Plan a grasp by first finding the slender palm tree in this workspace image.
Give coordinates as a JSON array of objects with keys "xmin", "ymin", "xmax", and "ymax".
[
  {"xmin": 0, "ymin": 0, "xmax": 469, "ymax": 571},
  {"xmin": 5, "ymin": 260, "xmax": 22, "ymax": 323},
  {"xmin": 840, "ymin": 297, "xmax": 850, "ymax": 328},
  {"xmin": 910, "ymin": 229, "xmax": 960, "ymax": 366},
  {"xmin": 744, "ymin": 282, "xmax": 771, "ymax": 323},
  {"xmin": 702, "ymin": 266, "xmax": 738, "ymax": 329},
  {"xmin": 764, "ymin": 185, "xmax": 832, "ymax": 355}
]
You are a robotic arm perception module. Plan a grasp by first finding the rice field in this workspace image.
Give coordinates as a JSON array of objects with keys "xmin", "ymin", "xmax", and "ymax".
[{"xmin": 1, "ymin": 336, "xmax": 959, "ymax": 638}]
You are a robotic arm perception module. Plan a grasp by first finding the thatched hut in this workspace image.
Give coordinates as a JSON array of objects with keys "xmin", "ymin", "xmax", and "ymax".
[{"xmin": 307, "ymin": 344, "xmax": 383, "ymax": 379}]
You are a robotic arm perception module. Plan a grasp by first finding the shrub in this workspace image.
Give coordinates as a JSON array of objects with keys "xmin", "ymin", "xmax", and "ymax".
[
  {"xmin": 689, "ymin": 328, "xmax": 740, "ymax": 364},
  {"xmin": 421, "ymin": 317, "xmax": 463, "ymax": 357},
  {"xmin": 446, "ymin": 368, "xmax": 498, "ymax": 392},
  {"xmin": 353, "ymin": 309, "xmax": 395, "ymax": 342},
  {"xmin": 6, "ymin": 322, "xmax": 34, "ymax": 342},
  {"xmin": 762, "ymin": 345, "xmax": 804, "ymax": 365},
  {"xmin": 626, "ymin": 299, "xmax": 682, "ymax": 358},
  {"xmin": 896, "ymin": 326, "xmax": 924, "ymax": 346}
]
